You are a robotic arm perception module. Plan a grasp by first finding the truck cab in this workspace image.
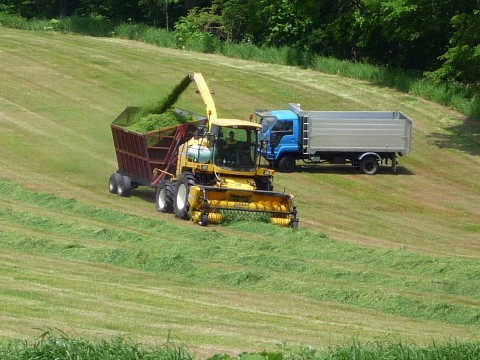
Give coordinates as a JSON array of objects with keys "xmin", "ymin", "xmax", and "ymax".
[{"xmin": 258, "ymin": 110, "xmax": 300, "ymax": 172}]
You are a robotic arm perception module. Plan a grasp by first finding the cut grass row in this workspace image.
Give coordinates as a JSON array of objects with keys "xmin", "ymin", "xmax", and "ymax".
[{"xmin": 1, "ymin": 178, "xmax": 479, "ymax": 327}]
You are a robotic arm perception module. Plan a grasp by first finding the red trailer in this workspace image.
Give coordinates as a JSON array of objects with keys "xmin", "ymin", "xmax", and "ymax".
[{"xmin": 109, "ymin": 106, "xmax": 206, "ymax": 196}]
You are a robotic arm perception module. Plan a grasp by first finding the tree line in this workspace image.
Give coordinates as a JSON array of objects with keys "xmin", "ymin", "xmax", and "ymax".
[{"xmin": 1, "ymin": 0, "xmax": 479, "ymax": 89}]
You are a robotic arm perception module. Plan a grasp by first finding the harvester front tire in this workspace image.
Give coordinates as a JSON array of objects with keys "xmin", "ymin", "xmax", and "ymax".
[
  {"xmin": 200, "ymin": 214, "xmax": 209, "ymax": 226},
  {"xmin": 278, "ymin": 154, "xmax": 296, "ymax": 173},
  {"xmin": 291, "ymin": 219, "xmax": 299, "ymax": 229},
  {"xmin": 156, "ymin": 180, "xmax": 174, "ymax": 213},
  {"xmin": 359, "ymin": 156, "xmax": 379, "ymax": 175},
  {"xmin": 117, "ymin": 174, "xmax": 132, "ymax": 197},
  {"xmin": 109, "ymin": 173, "xmax": 121, "ymax": 194},
  {"xmin": 174, "ymin": 172, "xmax": 196, "ymax": 220}
]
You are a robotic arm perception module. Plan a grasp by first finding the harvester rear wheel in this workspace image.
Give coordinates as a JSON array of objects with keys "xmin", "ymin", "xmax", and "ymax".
[
  {"xmin": 108, "ymin": 173, "xmax": 121, "ymax": 194},
  {"xmin": 156, "ymin": 179, "xmax": 174, "ymax": 213},
  {"xmin": 117, "ymin": 174, "xmax": 132, "ymax": 197},
  {"xmin": 174, "ymin": 172, "xmax": 196, "ymax": 220}
]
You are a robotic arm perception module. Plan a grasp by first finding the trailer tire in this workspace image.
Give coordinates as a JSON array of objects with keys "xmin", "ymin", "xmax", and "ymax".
[
  {"xmin": 156, "ymin": 180, "xmax": 174, "ymax": 213},
  {"xmin": 359, "ymin": 156, "xmax": 379, "ymax": 175},
  {"xmin": 174, "ymin": 172, "xmax": 196, "ymax": 220},
  {"xmin": 108, "ymin": 173, "xmax": 121, "ymax": 194},
  {"xmin": 278, "ymin": 154, "xmax": 296, "ymax": 173},
  {"xmin": 117, "ymin": 174, "xmax": 132, "ymax": 197}
]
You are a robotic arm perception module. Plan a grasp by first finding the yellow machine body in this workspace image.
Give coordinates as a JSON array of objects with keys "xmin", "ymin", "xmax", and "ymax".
[{"xmin": 173, "ymin": 73, "xmax": 298, "ymax": 227}]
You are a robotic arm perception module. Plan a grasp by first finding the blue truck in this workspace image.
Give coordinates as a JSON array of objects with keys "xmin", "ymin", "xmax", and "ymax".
[{"xmin": 256, "ymin": 103, "xmax": 413, "ymax": 175}]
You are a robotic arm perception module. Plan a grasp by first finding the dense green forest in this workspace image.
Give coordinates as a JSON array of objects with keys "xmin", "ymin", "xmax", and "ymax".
[{"xmin": 2, "ymin": 0, "xmax": 479, "ymax": 92}]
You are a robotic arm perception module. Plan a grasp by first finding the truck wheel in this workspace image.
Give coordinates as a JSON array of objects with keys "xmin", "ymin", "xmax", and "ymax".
[
  {"xmin": 108, "ymin": 173, "xmax": 121, "ymax": 194},
  {"xmin": 117, "ymin": 174, "xmax": 132, "ymax": 197},
  {"xmin": 156, "ymin": 179, "xmax": 174, "ymax": 213},
  {"xmin": 278, "ymin": 154, "xmax": 296, "ymax": 173},
  {"xmin": 359, "ymin": 156, "xmax": 379, "ymax": 175},
  {"xmin": 174, "ymin": 172, "xmax": 196, "ymax": 220}
]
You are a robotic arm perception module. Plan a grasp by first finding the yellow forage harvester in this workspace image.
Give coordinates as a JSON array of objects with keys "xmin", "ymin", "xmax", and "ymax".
[{"xmin": 110, "ymin": 72, "xmax": 298, "ymax": 228}]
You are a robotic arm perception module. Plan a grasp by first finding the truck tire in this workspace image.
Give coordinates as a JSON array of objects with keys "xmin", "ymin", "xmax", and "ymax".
[
  {"xmin": 278, "ymin": 154, "xmax": 296, "ymax": 173},
  {"xmin": 174, "ymin": 172, "xmax": 196, "ymax": 220},
  {"xmin": 108, "ymin": 173, "xmax": 122, "ymax": 194},
  {"xmin": 156, "ymin": 179, "xmax": 174, "ymax": 213},
  {"xmin": 117, "ymin": 174, "xmax": 132, "ymax": 197},
  {"xmin": 359, "ymin": 156, "xmax": 379, "ymax": 175}
]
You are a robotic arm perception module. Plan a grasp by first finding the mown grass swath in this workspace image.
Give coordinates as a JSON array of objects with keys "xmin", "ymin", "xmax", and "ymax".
[{"xmin": 1, "ymin": 179, "xmax": 479, "ymax": 326}]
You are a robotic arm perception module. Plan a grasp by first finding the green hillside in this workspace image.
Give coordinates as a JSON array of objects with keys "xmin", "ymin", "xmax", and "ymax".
[{"xmin": 0, "ymin": 29, "xmax": 479, "ymax": 358}]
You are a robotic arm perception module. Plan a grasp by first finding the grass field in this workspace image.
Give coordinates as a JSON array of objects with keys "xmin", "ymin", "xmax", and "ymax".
[{"xmin": 0, "ymin": 29, "xmax": 479, "ymax": 358}]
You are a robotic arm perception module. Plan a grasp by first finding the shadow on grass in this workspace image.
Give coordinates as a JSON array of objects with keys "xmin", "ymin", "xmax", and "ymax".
[
  {"xmin": 427, "ymin": 117, "xmax": 480, "ymax": 156},
  {"xmin": 295, "ymin": 165, "xmax": 415, "ymax": 175},
  {"xmin": 127, "ymin": 165, "xmax": 415, "ymax": 205},
  {"xmin": 130, "ymin": 188, "xmax": 156, "ymax": 204}
]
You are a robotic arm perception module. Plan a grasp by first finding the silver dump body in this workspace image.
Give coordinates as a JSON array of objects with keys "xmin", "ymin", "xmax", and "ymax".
[{"xmin": 290, "ymin": 104, "xmax": 413, "ymax": 155}]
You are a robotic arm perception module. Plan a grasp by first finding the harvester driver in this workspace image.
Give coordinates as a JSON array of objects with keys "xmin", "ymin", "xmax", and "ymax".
[
  {"xmin": 224, "ymin": 131, "xmax": 239, "ymax": 164},
  {"xmin": 225, "ymin": 131, "xmax": 237, "ymax": 146}
]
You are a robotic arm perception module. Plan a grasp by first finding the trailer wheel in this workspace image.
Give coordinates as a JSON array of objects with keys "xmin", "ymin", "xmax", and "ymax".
[
  {"xmin": 108, "ymin": 173, "xmax": 121, "ymax": 194},
  {"xmin": 117, "ymin": 174, "xmax": 132, "ymax": 197},
  {"xmin": 174, "ymin": 172, "xmax": 196, "ymax": 220},
  {"xmin": 278, "ymin": 154, "xmax": 296, "ymax": 173},
  {"xmin": 359, "ymin": 156, "xmax": 379, "ymax": 175}
]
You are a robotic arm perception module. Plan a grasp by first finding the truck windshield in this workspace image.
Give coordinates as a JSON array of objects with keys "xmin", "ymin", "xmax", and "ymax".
[
  {"xmin": 259, "ymin": 116, "xmax": 294, "ymax": 150},
  {"xmin": 260, "ymin": 116, "xmax": 277, "ymax": 140},
  {"xmin": 212, "ymin": 126, "xmax": 259, "ymax": 171}
]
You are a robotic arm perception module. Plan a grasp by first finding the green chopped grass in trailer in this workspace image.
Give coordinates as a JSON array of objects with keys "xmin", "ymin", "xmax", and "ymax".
[{"xmin": 126, "ymin": 110, "xmax": 194, "ymax": 133}]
